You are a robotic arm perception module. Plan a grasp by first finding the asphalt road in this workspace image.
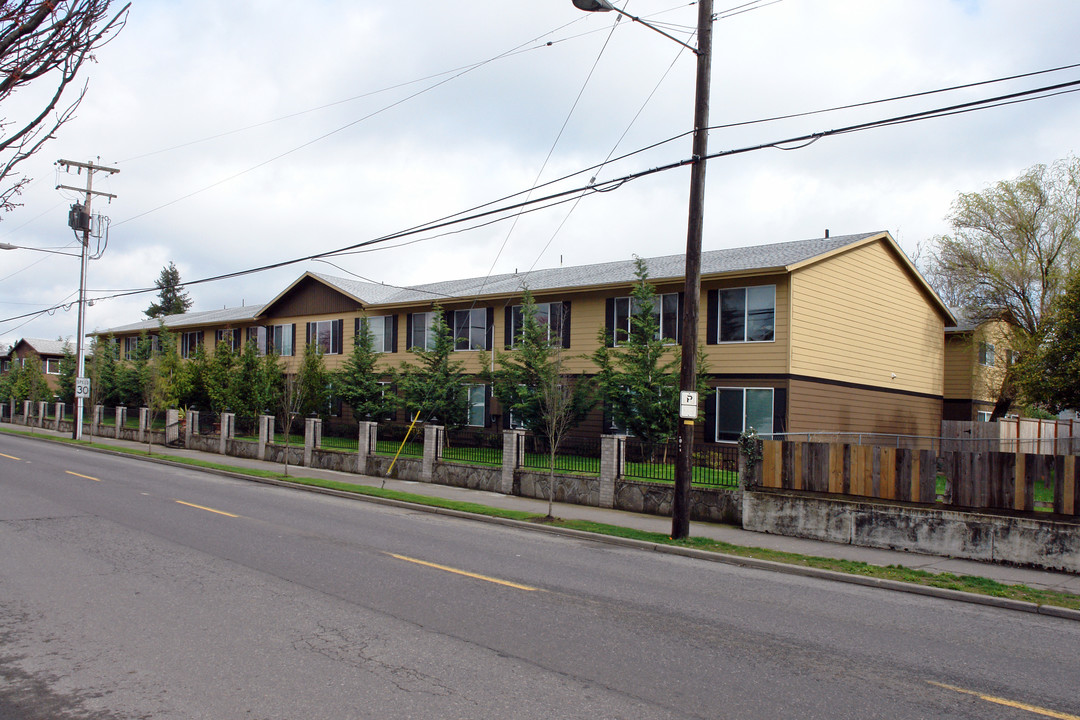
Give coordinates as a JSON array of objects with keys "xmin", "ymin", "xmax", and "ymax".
[{"xmin": 1, "ymin": 432, "xmax": 1078, "ymax": 719}]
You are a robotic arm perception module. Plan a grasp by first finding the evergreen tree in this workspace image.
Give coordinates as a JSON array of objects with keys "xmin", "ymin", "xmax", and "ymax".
[
  {"xmin": 205, "ymin": 340, "xmax": 237, "ymax": 413},
  {"xmin": 592, "ymin": 257, "xmax": 707, "ymax": 447},
  {"xmin": 337, "ymin": 318, "xmax": 395, "ymax": 421},
  {"xmin": 490, "ymin": 290, "xmax": 595, "ymax": 516},
  {"xmin": 296, "ymin": 340, "xmax": 329, "ymax": 418},
  {"xmin": 396, "ymin": 305, "xmax": 468, "ymax": 427},
  {"xmin": 153, "ymin": 327, "xmax": 189, "ymax": 412},
  {"xmin": 1015, "ymin": 269, "xmax": 1080, "ymax": 412},
  {"xmin": 15, "ymin": 353, "xmax": 49, "ymax": 405},
  {"xmin": 145, "ymin": 261, "xmax": 193, "ymax": 318},
  {"xmin": 57, "ymin": 340, "xmax": 77, "ymax": 405}
]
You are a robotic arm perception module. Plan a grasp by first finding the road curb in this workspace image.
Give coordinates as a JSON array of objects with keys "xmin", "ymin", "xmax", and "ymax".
[{"xmin": 7, "ymin": 429, "xmax": 1080, "ymax": 621}]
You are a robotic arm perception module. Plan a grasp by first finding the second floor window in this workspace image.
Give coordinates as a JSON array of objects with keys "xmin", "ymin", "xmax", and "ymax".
[
  {"xmin": 718, "ymin": 285, "xmax": 775, "ymax": 343},
  {"xmin": 978, "ymin": 342, "xmax": 995, "ymax": 366},
  {"xmin": 181, "ymin": 331, "xmax": 203, "ymax": 359},
  {"xmin": 408, "ymin": 312, "xmax": 437, "ymax": 351},
  {"xmin": 307, "ymin": 319, "xmax": 343, "ymax": 355},
  {"xmin": 452, "ymin": 308, "xmax": 488, "ymax": 351},
  {"xmin": 357, "ymin": 316, "xmax": 396, "ymax": 353},
  {"xmin": 610, "ymin": 294, "xmax": 679, "ymax": 346},
  {"xmin": 45, "ymin": 358, "xmax": 61, "ymax": 375},
  {"xmin": 271, "ymin": 324, "xmax": 294, "ymax": 356},
  {"xmin": 215, "ymin": 328, "xmax": 241, "ymax": 352},
  {"xmin": 509, "ymin": 302, "xmax": 569, "ymax": 348}
]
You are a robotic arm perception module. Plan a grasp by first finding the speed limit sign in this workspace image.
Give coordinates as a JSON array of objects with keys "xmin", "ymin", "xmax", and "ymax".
[{"xmin": 74, "ymin": 377, "xmax": 91, "ymax": 399}]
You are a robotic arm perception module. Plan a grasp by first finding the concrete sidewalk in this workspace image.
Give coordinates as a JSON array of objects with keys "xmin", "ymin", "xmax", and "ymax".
[{"xmin": 6, "ymin": 425, "xmax": 1080, "ymax": 597}]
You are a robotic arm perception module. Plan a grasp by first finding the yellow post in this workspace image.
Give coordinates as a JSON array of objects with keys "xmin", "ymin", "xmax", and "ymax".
[{"xmin": 387, "ymin": 410, "xmax": 422, "ymax": 477}]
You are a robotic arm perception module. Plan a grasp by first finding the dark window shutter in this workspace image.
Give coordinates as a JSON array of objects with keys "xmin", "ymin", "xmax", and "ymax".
[
  {"xmin": 333, "ymin": 319, "xmax": 343, "ymax": 354},
  {"xmin": 704, "ymin": 387, "xmax": 716, "ymax": 443},
  {"xmin": 197, "ymin": 330, "xmax": 204, "ymax": 347},
  {"xmin": 562, "ymin": 301, "xmax": 572, "ymax": 348},
  {"xmin": 486, "ymin": 307, "xmax": 495, "ymax": 350},
  {"xmin": 706, "ymin": 290, "xmax": 718, "ymax": 345},
  {"xmin": 677, "ymin": 292, "xmax": 685, "ymax": 344},
  {"xmin": 604, "ymin": 298, "xmax": 615, "ymax": 347},
  {"xmin": 772, "ymin": 387, "xmax": 787, "ymax": 436},
  {"xmin": 485, "ymin": 385, "xmax": 493, "ymax": 428},
  {"xmin": 306, "ymin": 322, "xmax": 313, "ymax": 345},
  {"xmin": 354, "ymin": 317, "xmax": 360, "ymax": 345},
  {"xmin": 264, "ymin": 325, "xmax": 272, "ymax": 354},
  {"xmin": 504, "ymin": 306, "xmax": 513, "ymax": 349},
  {"xmin": 405, "ymin": 314, "xmax": 413, "ymax": 350},
  {"xmin": 290, "ymin": 324, "xmax": 296, "ymax": 355},
  {"xmin": 391, "ymin": 315, "xmax": 399, "ymax": 353}
]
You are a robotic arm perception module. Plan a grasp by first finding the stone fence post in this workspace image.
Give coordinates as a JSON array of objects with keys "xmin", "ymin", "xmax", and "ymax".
[
  {"xmin": 115, "ymin": 407, "xmax": 126, "ymax": 439},
  {"xmin": 22, "ymin": 400, "xmax": 31, "ymax": 424},
  {"xmin": 91, "ymin": 404, "xmax": 103, "ymax": 435},
  {"xmin": 257, "ymin": 415, "xmax": 275, "ymax": 460},
  {"xmin": 186, "ymin": 410, "xmax": 198, "ymax": 446},
  {"xmin": 165, "ymin": 409, "xmax": 180, "ymax": 445},
  {"xmin": 219, "ymin": 412, "xmax": 235, "ymax": 455},
  {"xmin": 599, "ymin": 435, "xmax": 620, "ymax": 508},
  {"xmin": 36, "ymin": 401, "xmax": 47, "ymax": 428},
  {"xmin": 303, "ymin": 417, "xmax": 321, "ymax": 467},
  {"xmin": 357, "ymin": 421, "xmax": 377, "ymax": 476},
  {"xmin": 138, "ymin": 407, "xmax": 150, "ymax": 443},
  {"xmin": 54, "ymin": 402, "xmax": 64, "ymax": 431},
  {"xmin": 501, "ymin": 429, "xmax": 524, "ymax": 495},
  {"xmin": 422, "ymin": 425, "xmax": 443, "ymax": 482}
]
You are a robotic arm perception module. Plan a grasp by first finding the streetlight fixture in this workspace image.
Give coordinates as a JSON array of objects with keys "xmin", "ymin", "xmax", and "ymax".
[
  {"xmin": 0, "ymin": 242, "xmax": 82, "ymax": 257},
  {"xmin": 573, "ymin": 0, "xmax": 713, "ymax": 539}
]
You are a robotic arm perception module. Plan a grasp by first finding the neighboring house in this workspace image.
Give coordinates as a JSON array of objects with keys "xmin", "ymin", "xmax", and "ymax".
[
  {"xmin": 93, "ymin": 231, "xmax": 954, "ymax": 442},
  {"xmin": 943, "ymin": 311, "xmax": 1018, "ymax": 422},
  {"xmin": 1, "ymin": 338, "xmax": 71, "ymax": 394}
]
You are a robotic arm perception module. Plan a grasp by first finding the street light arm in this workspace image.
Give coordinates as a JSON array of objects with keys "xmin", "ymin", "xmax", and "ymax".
[
  {"xmin": 0, "ymin": 242, "xmax": 81, "ymax": 257},
  {"xmin": 571, "ymin": 0, "xmax": 699, "ymax": 54}
]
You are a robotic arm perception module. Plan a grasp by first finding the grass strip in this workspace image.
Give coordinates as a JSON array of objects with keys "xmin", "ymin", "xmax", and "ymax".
[{"xmin": 4, "ymin": 426, "xmax": 1079, "ymax": 611}]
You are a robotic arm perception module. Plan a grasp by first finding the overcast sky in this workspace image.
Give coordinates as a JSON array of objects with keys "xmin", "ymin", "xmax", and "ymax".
[{"xmin": 1, "ymin": 0, "xmax": 1078, "ymax": 349}]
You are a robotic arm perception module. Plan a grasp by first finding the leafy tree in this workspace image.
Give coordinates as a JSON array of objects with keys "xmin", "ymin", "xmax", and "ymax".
[
  {"xmin": 489, "ymin": 290, "xmax": 595, "ymax": 516},
  {"xmin": 14, "ymin": 353, "xmax": 49, "ymax": 406},
  {"xmin": 205, "ymin": 340, "xmax": 237, "ymax": 414},
  {"xmin": 927, "ymin": 157, "xmax": 1080, "ymax": 336},
  {"xmin": 86, "ymin": 335, "xmax": 119, "ymax": 420},
  {"xmin": 0, "ymin": 360, "xmax": 20, "ymax": 405},
  {"xmin": 145, "ymin": 261, "xmax": 193, "ymax": 318},
  {"xmin": 0, "ymin": 1, "xmax": 129, "ymax": 216},
  {"xmin": 114, "ymin": 330, "xmax": 153, "ymax": 407},
  {"xmin": 296, "ymin": 340, "xmax": 329, "ymax": 418},
  {"xmin": 182, "ymin": 343, "xmax": 212, "ymax": 411},
  {"xmin": 1014, "ymin": 269, "xmax": 1080, "ymax": 413},
  {"xmin": 151, "ymin": 327, "xmax": 188, "ymax": 414},
  {"xmin": 57, "ymin": 339, "xmax": 76, "ymax": 405},
  {"xmin": 592, "ymin": 257, "xmax": 707, "ymax": 448},
  {"xmin": 336, "ymin": 318, "xmax": 395, "ymax": 421},
  {"xmin": 395, "ymin": 305, "xmax": 468, "ymax": 427}
]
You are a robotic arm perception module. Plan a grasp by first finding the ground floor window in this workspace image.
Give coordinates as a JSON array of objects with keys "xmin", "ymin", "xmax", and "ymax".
[
  {"xmin": 467, "ymin": 385, "xmax": 487, "ymax": 427},
  {"xmin": 715, "ymin": 387, "xmax": 773, "ymax": 442}
]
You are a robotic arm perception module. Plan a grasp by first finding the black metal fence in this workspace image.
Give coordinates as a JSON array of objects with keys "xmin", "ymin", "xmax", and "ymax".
[
  {"xmin": 621, "ymin": 439, "xmax": 739, "ymax": 487},
  {"xmin": 375, "ymin": 422, "xmax": 424, "ymax": 457},
  {"xmin": 197, "ymin": 410, "xmax": 219, "ymax": 436},
  {"xmin": 521, "ymin": 434, "xmax": 602, "ymax": 475},
  {"xmin": 442, "ymin": 427, "xmax": 502, "ymax": 466},
  {"xmin": 321, "ymin": 419, "xmax": 359, "ymax": 452}
]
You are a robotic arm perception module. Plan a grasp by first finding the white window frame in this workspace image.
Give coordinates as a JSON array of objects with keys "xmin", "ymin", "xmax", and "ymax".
[
  {"xmin": 181, "ymin": 332, "xmax": 202, "ymax": 360},
  {"xmin": 215, "ymin": 328, "xmax": 242, "ymax": 352},
  {"xmin": 714, "ymin": 387, "xmax": 774, "ymax": 442},
  {"xmin": 271, "ymin": 324, "xmax": 294, "ymax": 356},
  {"xmin": 410, "ymin": 312, "xmax": 437, "ymax": 351},
  {"xmin": 452, "ymin": 308, "xmax": 487, "ymax": 352},
  {"xmin": 511, "ymin": 302, "xmax": 564, "ymax": 347},
  {"xmin": 362, "ymin": 316, "xmax": 395, "ymax": 353},
  {"xmin": 123, "ymin": 336, "xmax": 139, "ymax": 360},
  {"xmin": 976, "ymin": 410, "xmax": 993, "ymax": 422},
  {"xmin": 467, "ymin": 384, "xmax": 487, "ymax": 427},
  {"xmin": 719, "ymin": 285, "xmax": 776, "ymax": 343},
  {"xmin": 310, "ymin": 320, "xmax": 340, "ymax": 355},
  {"xmin": 978, "ymin": 342, "xmax": 995, "ymax": 367},
  {"xmin": 612, "ymin": 293, "xmax": 679, "ymax": 346},
  {"xmin": 45, "ymin": 358, "xmax": 61, "ymax": 375}
]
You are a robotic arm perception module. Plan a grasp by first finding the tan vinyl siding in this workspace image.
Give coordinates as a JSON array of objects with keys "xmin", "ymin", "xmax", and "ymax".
[
  {"xmin": 943, "ymin": 334, "xmax": 976, "ymax": 399},
  {"xmin": 787, "ymin": 378, "xmax": 942, "ymax": 438},
  {"xmin": 789, "ymin": 240, "xmax": 945, "ymax": 396},
  {"xmin": 700, "ymin": 273, "xmax": 790, "ymax": 374}
]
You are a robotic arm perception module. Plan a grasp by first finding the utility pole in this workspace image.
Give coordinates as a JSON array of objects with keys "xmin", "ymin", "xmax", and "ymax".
[
  {"xmin": 671, "ymin": 0, "xmax": 714, "ymax": 539},
  {"xmin": 57, "ymin": 159, "xmax": 119, "ymax": 440}
]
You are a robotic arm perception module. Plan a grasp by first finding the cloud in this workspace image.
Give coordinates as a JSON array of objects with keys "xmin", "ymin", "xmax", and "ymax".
[{"xmin": 2, "ymin": 0, "xmax": 1078, "ymax": 347}]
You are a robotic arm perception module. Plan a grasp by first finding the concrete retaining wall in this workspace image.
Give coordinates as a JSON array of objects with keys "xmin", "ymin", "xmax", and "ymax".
[
  {"xmin": 615, "ymin": 481, "xmax": 742, "ymax": 525},
  {"xmin": 743, "ymin": 490, "xmax": 1080, "ymax": 573},
  {"xmin": 434, "ymin": 462, "xmax": 502, "ymax": 493}
]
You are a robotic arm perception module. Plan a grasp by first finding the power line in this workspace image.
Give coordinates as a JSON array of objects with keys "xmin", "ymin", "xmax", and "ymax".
[{"xmin": 5, "ymin": 72, "xmax": 1075, "ymax": 332}]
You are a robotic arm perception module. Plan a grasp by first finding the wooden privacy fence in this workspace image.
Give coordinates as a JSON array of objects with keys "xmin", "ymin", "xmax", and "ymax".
[{"xmin": 756, "ymin": 440, "xmax": 1079, "ymax": 517}]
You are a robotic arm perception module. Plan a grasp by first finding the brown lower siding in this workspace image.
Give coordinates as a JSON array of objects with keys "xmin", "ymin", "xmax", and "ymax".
[{"xmin": 787, "ymin": 377, "xmax": 941, "ymax": 438}]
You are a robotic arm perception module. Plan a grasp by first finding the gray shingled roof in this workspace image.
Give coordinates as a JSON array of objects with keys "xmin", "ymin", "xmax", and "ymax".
[
  {"xmin": 319, "ymin": 232, "xmax": 882, "ymax": 306},
  {"xmin": 97, "ymin": 232, "xmax": 887, "ymax": 333},
  {"xmin": 96, "ymin": 305, "xmax": 264, "ymax": 335},
  {"xmin": 15, "ymin": 338, "xmax": 71, "ymax": 356}
]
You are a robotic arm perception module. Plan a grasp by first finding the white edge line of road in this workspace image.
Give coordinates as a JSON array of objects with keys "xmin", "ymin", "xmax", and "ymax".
[{"xmin": 9, "ymin": 431, "xmax": 1080, "ymax": 622}]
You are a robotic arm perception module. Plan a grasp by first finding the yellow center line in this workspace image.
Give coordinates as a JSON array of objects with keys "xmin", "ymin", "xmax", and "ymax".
[
  {"xmin": 66, "ymin": 471, "xmax": 100, "ymax": 482},
  {"xmin": 385, "ymin": 552, "xmax": 540, "ymax": 592},
  {"xmin": 0, "ymin": 452, "xmax": 20, "ymax": 460},
  {"xmin": 174, "ymin": 500, "xmax": 239, "ymax": 518},
  {"xmin": 928, "ymin": 681, "xmax": 1080, "ymax": 719}
]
